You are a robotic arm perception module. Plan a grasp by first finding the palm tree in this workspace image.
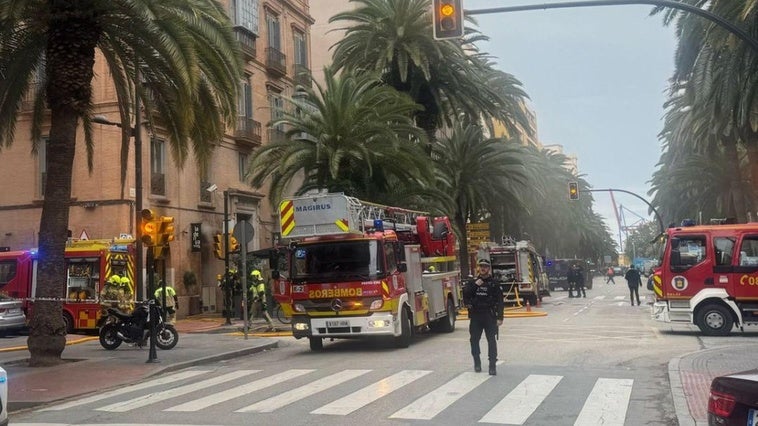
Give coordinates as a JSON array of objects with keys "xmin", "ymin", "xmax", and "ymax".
[
  {"xmin": 247, "ymin": 69, "xmax": 432, "ymax": 203},
  {"xmin": 330, "ymin": 0, "xmax": 533, "ymax": 144},
  {"xmin": 428, "ymin": 123, "xmax": 527, "ymax": 276},
  {"xmin": 0, "ymin": 0, "xmax": 242, "ymax": 366}
]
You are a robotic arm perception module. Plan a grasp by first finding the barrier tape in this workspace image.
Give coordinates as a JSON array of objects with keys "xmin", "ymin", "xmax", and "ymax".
[{"xmin": 1, "ymin": 296, "xmax": 141, "ymax": 304}]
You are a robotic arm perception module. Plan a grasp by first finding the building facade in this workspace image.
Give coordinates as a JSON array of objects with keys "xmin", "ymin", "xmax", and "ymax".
[{"xmin": 0, "ymin": 0, "xmax": 313, "ymax": 318}]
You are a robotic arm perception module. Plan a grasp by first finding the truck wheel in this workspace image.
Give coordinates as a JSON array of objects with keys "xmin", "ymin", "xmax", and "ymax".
[
  {"xmin": 696, "ymin": 304, "xmax": 734, "ymax": 336},
  {"xmin": 394, "ymin": 307, "xmax": 411, "ymax": 348},
  {"xmin": 438, "ymin": 298, "xmax": 456, "ymax": 333},
  {"xmin": 309, "ymin": 337, "xmax": 323, "ymax": 351},
  {"xmin": 62, "ymin": 312, "xmax": 74, "ymax": 335}
]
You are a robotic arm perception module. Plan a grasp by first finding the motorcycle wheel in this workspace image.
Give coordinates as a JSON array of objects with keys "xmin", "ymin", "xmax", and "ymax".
[
  {"xmin": 99, "ymin": 324, "xmax": 123, "ymax": 350},
  {"xmin": 155, "ymin": 324, "xmax": 179, "ymax": 350}
]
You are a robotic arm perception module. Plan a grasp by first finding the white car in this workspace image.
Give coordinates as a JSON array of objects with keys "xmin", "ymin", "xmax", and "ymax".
[{"xmin": 0, "ymin": 366, "xmax": 7, "ymax": 426}]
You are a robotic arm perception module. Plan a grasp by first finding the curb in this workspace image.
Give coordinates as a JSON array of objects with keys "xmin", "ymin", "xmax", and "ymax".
[
  {"xmin": 669, "ymin": 356, "xmax": 697, "ymax": 426},
  {"xmin": 151, "ymin": 339, "xmax": 279, "ymax": 377}
]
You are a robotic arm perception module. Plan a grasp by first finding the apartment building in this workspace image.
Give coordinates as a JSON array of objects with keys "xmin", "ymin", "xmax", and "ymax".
[{"xmin": 0, "ymin": 0, "xmax": 313, "ymax": 317}]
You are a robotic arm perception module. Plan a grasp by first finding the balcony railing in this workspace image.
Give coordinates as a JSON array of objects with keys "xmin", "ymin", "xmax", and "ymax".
[
  {"xmin": 265, "ymin": 47, "xmax": 287, "ymax": 77},
  {"xmin": 151, "ymin": 173, "xmax": 166, "ymax": 196},
  {"xmin": 234, "ymin": 117, "xmax": 262, "ymax": 146},
  {"xmin": 234, "ymin": 27, "xmax": 256, "ymax": 59},
  {"xmin": 293, "ymin": 64, "xmax": 312, "ymax": 88}
]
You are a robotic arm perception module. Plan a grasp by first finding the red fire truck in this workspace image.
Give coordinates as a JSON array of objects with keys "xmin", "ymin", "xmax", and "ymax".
[
  {"xmin": 651, "ymin": 222, "xmax": 758, "ymax": 335},
  {"xmin": 272, "ymin": 193, "xmax": 460, "ymax": 351},
  {"xmin": 476, "ymin": 240, "xmax": 549, "ymax": 306},
  {"xmin": 0, "ymin": 238, "xmax": 136, "ymax": 333}
]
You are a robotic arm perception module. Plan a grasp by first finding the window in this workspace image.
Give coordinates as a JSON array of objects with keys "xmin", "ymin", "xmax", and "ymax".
[
  {"xmin": 669, "ymin": 235, "xmax": 706, "ymax": 270},
  {"xmin": 150, "ymin": 138, "xmax": 166, "ymax": 196},
  {"xmin": 238, "ymin": 75, "xmax": 253, "ymax": 119},
  {"xmin": 0, "ymin": 260, "xmax": 17, "ymax": 286},
  {"xmin": 200, "ymin": 168, "xmax": 212, "ymax": 203},
  {"xmin": 738, "ymin": 237, "xmax": 758, "ymax": 266},
  {"xmin": 266, "ymin": 12, "xmax": 280, "ymax": 49},
  {"xmin": 269, "ymin": 91, "xmax": 283, "ymax": 128},
  {"xmin": 38, "ymin": 137, "xmax": 48, "ymax": 197},
  {"xmin": 238, "ymin": 152, "xmax": 249, "ymax": 182},
  {"xmin": 713, "ymin": 237, "xmax": 735, "ymax": 266},
  {"xmin": 66, "ymin": 257, "xmax": 100, "ymax": 300},
  {"xmin": 385, "ymin": 242, "xmax": 398, "ymax": 272},
  {"xmin": 233, "ymin": 0, "xmax": 259, "ymax": 35},
  {"xmin": 293, "ymin": 30, "xmax": 307, "ymax": 66}
]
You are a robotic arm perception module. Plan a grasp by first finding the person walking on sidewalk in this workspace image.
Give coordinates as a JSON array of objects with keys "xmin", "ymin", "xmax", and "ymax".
[
  {"xmin": 606, "ymin": 266, "xmax": 616, "ymax": 284},
  {"xmin": 624, "ymin": 265, "xmax": 642, "ymax": 306},
  {"xmin": 463, "ymin": 258, "xmax": 504, "ymax": 375}
]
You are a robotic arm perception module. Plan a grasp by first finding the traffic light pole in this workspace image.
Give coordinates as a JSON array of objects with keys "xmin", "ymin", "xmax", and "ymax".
[
  {"xmin": 585, "ymin": 188, "xmax": 665, "ymax": 236},
  {"xmin": 223, "ymin": 190, "xmax": 231, "ymax": 325}
]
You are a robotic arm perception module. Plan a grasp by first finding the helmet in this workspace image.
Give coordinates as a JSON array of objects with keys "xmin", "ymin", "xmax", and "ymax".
[
  {"xmin": 120, "ymin": 276, "xmax": 131, "ymax": 286},
  {"xmin": 428, "ymin": 266, "xmax": 436, "ymax": 272},
  {"xmin": 108, "ymin": 274, "xmax": 122, "ymax": 285},
  {"xmin": 251, "ymin": 270, "xmax": 261, "ymax": 277}
]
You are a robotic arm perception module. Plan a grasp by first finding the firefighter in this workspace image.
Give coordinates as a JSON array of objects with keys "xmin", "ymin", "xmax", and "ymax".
[
  {"xmin": 155, "ymin": 283, "xmax": 178, "ymax": 323},
  {"xmin": 100, "ymin": 274, "xmax": 121, "ymax": 309},
  {"xmin": 118, "ymin": 276, "xmax": 135, "ymax": 312},
  {"xmin": 249, "ymin": 269, "xmax": 274, "ymax": 330},
  {"xmin": 462, "ymin": 258, "xmax": 504, "ymax": 375}
]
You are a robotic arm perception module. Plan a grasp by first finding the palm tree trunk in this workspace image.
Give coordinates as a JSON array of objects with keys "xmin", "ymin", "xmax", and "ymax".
[
  {"xmin": 722, "ymin": 139, "xmax": 747, "ymax": 223},
  {"xmin": 27, "ymin": 0, "xmax": 100, "ymax": 366}
]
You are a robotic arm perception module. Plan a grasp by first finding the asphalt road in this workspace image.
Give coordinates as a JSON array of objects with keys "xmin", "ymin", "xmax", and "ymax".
[{"xmin": 10, "ymin": 276, "xmax": 731, "ymax": 425}]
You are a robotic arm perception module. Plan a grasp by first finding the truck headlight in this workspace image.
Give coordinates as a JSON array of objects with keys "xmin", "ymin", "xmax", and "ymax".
[
  {"xmin": 293, "ymin": 322, "xmax": 309, "ymax": 331},
  {"xmin": 294, "ymin": 303, "xmax": 305, "ymax": 312},
  {"xmin": 369, "ymin": 299, "xmax": 383, "ymax": 310}
]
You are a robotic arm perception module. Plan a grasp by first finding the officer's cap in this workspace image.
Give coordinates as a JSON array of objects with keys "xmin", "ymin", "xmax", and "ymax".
[{"xmin": 477, "ymin": 259, "xmax": 491, "ymax": 266}]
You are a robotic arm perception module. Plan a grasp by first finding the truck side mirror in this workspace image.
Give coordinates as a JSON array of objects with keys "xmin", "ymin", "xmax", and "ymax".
[
  {"xmin": 271, "ymin": 270, "xmax": 280, "ymax": 280},
  {"xmin": 398, "ymin": 263, "xmax": 408, "ymax": 273}
]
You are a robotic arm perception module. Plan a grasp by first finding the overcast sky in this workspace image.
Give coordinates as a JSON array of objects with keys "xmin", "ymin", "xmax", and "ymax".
[{"xmin": 464, "ymin": 0, "xmax": 679, "ymax": 250}]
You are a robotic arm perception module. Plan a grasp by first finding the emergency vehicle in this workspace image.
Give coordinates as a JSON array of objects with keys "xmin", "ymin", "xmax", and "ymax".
[
  {"xmin": 272, "ymin": 193, "xmax": 460, "ymax": 351},
  {"xmin": 651, "ymin": 222, "xmax": 758, "ymax": 335},
  {"xmin": 0, "ymin": 238, "xmax": 136, "ymax": 333},
  {"xmin": 476, "ymin": 240, "xmax": 549, "ymax": 306}
]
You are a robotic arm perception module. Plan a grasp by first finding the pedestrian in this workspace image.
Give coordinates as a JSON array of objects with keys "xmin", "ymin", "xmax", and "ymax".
[
  {"xmin": 606, "ymin": 266, "xmax": 616, "ymax": 284},
  {"xmin": 249, "ymin": 269, "xmax": 274, "ymax": 331},
  {"xmin": 566, "ymin": 264, "xmax": 577, "ymax": 297},
  {"xmin": 155, "ymin": 282, "xmax": 178, "ymax": 323},
  {"xmin": 573, "ymin": 264, "xmax": 586, "ymax": 298},
  {"xmin": 462, "ymin": 258, "xmax": 504, "ymax": 375},
  {"xmin": 624, "ymin": 265, "xmax": 642, "ymax": 306}
]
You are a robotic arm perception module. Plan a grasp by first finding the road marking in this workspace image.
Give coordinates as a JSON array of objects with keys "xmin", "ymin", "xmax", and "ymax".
[
  {"xmin": 166, "ymin": 369, "xmax": 314, "ymax": 411},
  {"xmin": 95, "ymin": 370, "xmax": 260, "ymax": 412},
  {"xmin": 593, "ymin": 295, "xmax": 606, "ymax": 300},
  {"xmin": 40, "ymin": 370, "xmax": 208, "ymax": 411},
  {"xmin": 479, "ymin": 374, "xmax": 562, "ymax": 424},
  {"xmin": 573, "ymin": 378, "xmax": 633, "ymax": 426},
  {"xmin": 235, "ymin": 369, "xmax": 371, "ymax": 413},
  {"xmin": 389, "ymin": 372, "xmax": 491, "ymax": 420},
  {"xmin": 312, "ymin": 370, "xmax": 431, "ymax": 415},
  {"xmin": 614, "ymin": 296, "xmax": 626, "ymax": 300}
]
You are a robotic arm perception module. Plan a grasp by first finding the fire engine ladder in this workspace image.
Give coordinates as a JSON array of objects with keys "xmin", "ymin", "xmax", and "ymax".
[{"xmin": 355, "ymin": 198, "xmax": 428, "ymax": 232}]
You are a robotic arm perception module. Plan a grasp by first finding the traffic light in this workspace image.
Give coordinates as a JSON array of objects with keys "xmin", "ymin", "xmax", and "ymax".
[
  {"xmin": 433, "ymin": 0, "xmax": 464, "ymax": 40},
  {"xmin": 140, "ymin": 209, "xmax": 160, "ymax": 246},
  {"xmin": 569, "ymin": 182, "xmax": 579, "ymax": 200},
  {"xmin": 228, "ymin": 235, "xmax": 240, "ymax": 253},
  {"xmin": 158, "ymin": 216, "xmax": 175, "ymax": 245},
  {"xmin": 213, "ymin": 233, "xmax": 224, "ymax": 259}
]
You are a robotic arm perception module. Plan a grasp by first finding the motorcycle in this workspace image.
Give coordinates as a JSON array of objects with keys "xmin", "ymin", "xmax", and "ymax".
[{"xmin": 99, "ymin": 299, "xmax": 179, "ymax": 350}]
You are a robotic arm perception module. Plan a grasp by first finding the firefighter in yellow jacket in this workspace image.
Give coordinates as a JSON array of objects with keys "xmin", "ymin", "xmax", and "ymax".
[
  {"xmin": 249, "ymin": 269, "xmax": 274, "ymax": 330},
  {"xmin": 100, "ymin": 274, "xmax": 121, "ymax": 310},
  {"xmin": 155, "ymin": 284, "xmax": 178, "ymax": 323}
]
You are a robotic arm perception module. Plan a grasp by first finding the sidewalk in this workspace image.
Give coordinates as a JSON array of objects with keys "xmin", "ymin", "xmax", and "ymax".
[
  {"xmin": 0, "ymin": 314, "xmax": 279, "ymax": 413},
  {"xmin": 669, "ymin": 342, "xmax": 758, "ymax": 426}
]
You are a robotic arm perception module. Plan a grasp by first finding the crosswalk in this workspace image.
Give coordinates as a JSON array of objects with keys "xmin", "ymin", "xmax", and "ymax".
[{"xmin": 22, "ymin": 366, "xmax": 638, "ymax": 425}]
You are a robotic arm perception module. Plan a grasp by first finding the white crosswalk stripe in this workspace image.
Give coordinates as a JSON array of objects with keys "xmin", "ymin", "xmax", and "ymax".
[{"xmin": 22, "ymin": 368, "xmax": 638, "ymax": 424}]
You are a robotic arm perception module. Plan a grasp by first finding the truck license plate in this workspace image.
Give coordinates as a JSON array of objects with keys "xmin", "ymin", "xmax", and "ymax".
[{"xmin": 326, "ymin": 320, "xmax": 349, "ymax": 328}]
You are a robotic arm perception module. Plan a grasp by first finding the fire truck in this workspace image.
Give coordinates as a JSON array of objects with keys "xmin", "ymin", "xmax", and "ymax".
[
  {"xmin": 0, "ymin": 238, "xmax": 136, "ymax": 333},
  {"xmin": 476, "ymin": 240, "xmax": 549, "ymax": 306},
  {"xmin": 651, "ymin": 222, "xmax": 758, "ymax": 335},
  {"xmin": 272, "ymin": 193, "xmax": 460, "ymax": 351}
]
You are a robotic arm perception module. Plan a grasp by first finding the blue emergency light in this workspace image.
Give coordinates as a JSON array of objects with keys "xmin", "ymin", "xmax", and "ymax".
[{"xmin": 373, "ymin": 219, "xmax": 384, "ymax": 231}]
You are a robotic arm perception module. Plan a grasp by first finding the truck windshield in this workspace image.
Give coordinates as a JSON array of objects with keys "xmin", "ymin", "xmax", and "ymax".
[{"xmin": 292, "ymin": 240, "xmax": 380, "ymax": 283}]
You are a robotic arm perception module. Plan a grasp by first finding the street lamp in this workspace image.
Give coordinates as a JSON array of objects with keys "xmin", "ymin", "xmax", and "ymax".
[
  {"xmin": 92, "ymin": 114, "xmax": 144, "ymax": 301},
  {"xmin": 206, "ymin": 184, "xmax": 232, "ymax": 325}
]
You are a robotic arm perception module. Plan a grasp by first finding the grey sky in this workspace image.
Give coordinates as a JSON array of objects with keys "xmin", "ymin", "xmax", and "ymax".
[{"xmin": 464, "ymin": 0, "xmax": 678, "ymax": 250}]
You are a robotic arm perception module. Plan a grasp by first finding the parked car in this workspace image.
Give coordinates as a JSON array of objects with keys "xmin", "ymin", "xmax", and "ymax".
[
  {"xmin": 708, "ymin": 368, "xmax": 758, "ymax": 425},
  {"xmin": 0, "ymin": 366, "xmax": 7, "ymax": 426},
  {"xmin": 0, "ymin": 294, "xmax": 26, "ymax": 337}
]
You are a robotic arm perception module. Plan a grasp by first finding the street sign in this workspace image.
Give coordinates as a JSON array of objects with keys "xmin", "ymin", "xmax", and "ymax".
[{"xmin": 233, "ymin": 220, "xmax": 254, "ymax": 244}]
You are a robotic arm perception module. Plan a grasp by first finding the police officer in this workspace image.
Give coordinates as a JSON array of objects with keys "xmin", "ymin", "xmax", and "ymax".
[
  {"xmin": 463, "ymin": 258, "xmax": 504, "ymax": 375},
  {"xmin": 572, "ymin": 264, "xmax": 586, "ymax": 298}
]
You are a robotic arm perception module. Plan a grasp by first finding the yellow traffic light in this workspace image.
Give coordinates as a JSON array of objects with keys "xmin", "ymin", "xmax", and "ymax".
[
  {"xmin": 159, "ymin": 216, "xmax": 175, "ymax": 244},
  {"xmin": 140, "ymin": 209, "xmax": 160, "ymax": 246},
  {"xmin": 569, "ymin": 182, "xmax": 579, "ymax": 200},
  {"xmin": 213, "ymin": 233, "xmax": 224, "ymax": 259},
  {"xmin": 228, "ymin": 235, "xmax": 240, "ymax": 253},
  {"xmin": 433, "ymin": 0, "xmax": 463, "ymax": 40}
]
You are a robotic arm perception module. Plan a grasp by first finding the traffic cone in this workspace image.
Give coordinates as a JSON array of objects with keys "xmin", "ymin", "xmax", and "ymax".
[{"xmin": 525, "ymin": 300, "xmax": 531, "ymax": 312}]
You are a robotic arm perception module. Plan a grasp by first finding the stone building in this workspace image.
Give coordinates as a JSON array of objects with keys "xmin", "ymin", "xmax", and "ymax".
[{"xmin": 0, "ymin": 0, "xmax": 314, "ymax": 318}]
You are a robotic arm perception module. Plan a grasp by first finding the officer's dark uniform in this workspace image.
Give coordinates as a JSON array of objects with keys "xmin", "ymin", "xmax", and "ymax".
[
  {"xmin": 572, "ymin": 265, "xmax": 586, "ymax": 298},
  {"xmin": 566, "ymin": 266, "xmax": 577, "ymax": 297},
  {"xmin": 463, "ymin": 258, "xmax": 504, "ymax": 375}
]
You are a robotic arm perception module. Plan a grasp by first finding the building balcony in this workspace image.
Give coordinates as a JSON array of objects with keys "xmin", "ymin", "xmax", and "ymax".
[
  {"xmin": 293, "ymin": 64, "xmax": 312, "ymax": 89},
  {"xmin": 234, "ymin": 27, "xmax": 256, "ymax": 60},
  {"xmin": 265, "ymin": 47, "xmax": 287, "ymax": 77},
  {"xmin": 234, "ymin": 117, "xmax": 262, "ymax": 147}
]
